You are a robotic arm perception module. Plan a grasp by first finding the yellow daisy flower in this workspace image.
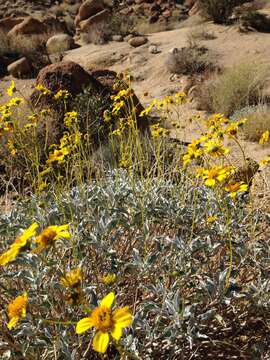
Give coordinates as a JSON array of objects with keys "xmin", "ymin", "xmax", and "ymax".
[
  {"xmin": 76, "ymin": 292, "xmax": 133, "ymax": 353},
  {"xmin": 224, "ymin": 182, "xmax": 248, "ymax": 198},
  {"xmin": 0, "ymin": 223, "xmax": 38, "ymax": 266},
  {"xmin": 260, "ymin": 155, "xmax": 270, "ymax": 166},
  {"xmin": 259, "ymin": 130, "xmax": 270, "ymax": 145},
  {"xmin": 61, "ymin": 268, "xmax": 82, "ymax": 288},
  {"xmin": 47, "ymin": 147, "xmax": 69, "ymax": 165},
  {"xmin": 207, "ymin": 215, "xmax": 217, "ymax": 224},
  {"xmin": 204, "ymin": 140, "xmax": 230, "ymax": 157},
  {"xmin": 33, "ymin": 224, "xmax": 70, "ymax": 252},
  {"xmin": 7, "ymin": 292, "xmax": 28, "ymax": 329},
  {"xmin": 35, "ymin": 84, "xmax": 51, "ymax": 95},
  {"xmin": 101, "ymin": 273, "xmax": 117, "ymax": 286},
  {"xmin": 201, "ymin": 166, "xmax": 233, "ymax": 187}
]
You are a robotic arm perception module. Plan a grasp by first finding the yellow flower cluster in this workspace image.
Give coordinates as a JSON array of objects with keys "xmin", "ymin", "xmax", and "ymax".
[
  {"xmin": 0, "ymin": 223, "xmax": 70, "ymax": 266},
  {"xmin": 149, "ymin": 123, "xmax": 170, "ymax": 138}
]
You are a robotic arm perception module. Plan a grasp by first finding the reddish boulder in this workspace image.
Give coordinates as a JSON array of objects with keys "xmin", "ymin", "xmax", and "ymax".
[
  {"xmin": 79, "ymin": 9, "xmax": 110, "ymax": 32},
  {"xmin": 0, "ymin": 17, "xmax": 24, "ymax": 33},
  {"xmin": 77, "ymin": 0, "xmax": 105, "ymax": 22},
  {"xmin": 8, "ymin": 17, "xmax": 46, "ymax": 37},
  {"xmin": 33, "ymin": 61, "xmax": 104, "ymax": 97}
]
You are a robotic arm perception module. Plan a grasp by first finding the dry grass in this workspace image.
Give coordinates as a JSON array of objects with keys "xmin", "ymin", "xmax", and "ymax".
[
  {"xmin": 235, "ymin": 104, "xmax": 270, "ymax": 142},
  {"xmin": 186, "ymin": 25, "xmax": 216, "ymax": 46},
  {"xmin": 198, "ymin": 62, "xmax": 270, "ymax": 116}
]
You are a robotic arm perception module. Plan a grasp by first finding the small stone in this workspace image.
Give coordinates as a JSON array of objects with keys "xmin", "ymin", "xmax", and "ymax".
[
  {"xmin": 128, "ymin": 36, "xmax": 148, "ymax": 47},
  {"xmin": 149, "ymin": 44, "xmax": 159, "ymax": 54},
  {"xmin": 112, "ymin": 34, "xmax": 123, "ymax": 42}
]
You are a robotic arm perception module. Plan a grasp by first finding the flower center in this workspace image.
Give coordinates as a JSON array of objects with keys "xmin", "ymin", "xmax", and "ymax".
[
  {"xmin": 91, "ymin": 306, "xmax": 114, "ymax": 332},
  {"xmin": 8, "ymin": 296, "xmax": 26, "ymax": 318},
  {"xmin": 39, "ymin": 228, "xmax": 57, "ymax": 247}
]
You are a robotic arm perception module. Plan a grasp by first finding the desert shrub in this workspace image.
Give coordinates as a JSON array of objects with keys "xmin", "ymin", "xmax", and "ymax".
[
  {"xmin": 0, "ymin": 171, "xmax": 269, "ymax": 359},
  {"xmin": 240, "ymin": 10, "xmax": 270, "ymax": 32},
  {"xmin": 198, "ymin": 62, "xmax": 270, "ymax": 116},
  {"xmin": 166, "ymin": 44, "xmax": 215, "ymax": 75},
  {"xmin": 232, "ymin": 104, "xmax": 270, "ymax": 142},
  {"xmin": 186, "ymin": 25, "xmax": 216, "ymax": 46},
  {"xmin": 199, "ymin": 0, "xmax": 249, "ymax": 23}
]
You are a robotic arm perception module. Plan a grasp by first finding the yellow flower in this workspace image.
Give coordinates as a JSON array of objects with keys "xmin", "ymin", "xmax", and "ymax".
[
  {"xmin": 54, "ymin": 89, "xmax": 70, "ymax": 100},
  {"xmin": 207, "ymin": 215, "xmax": 217, "ymax": 224},
  {"xmin": 35, "ymin": 84, "xmax": 51, "ymax": 95},
  {"xmin": 8, "ymin": 97, "xmax": 24, "ymax": 106},
  {"xmin": 0, "ymin": 223, "xmax": 38, "ymax": 266},
  {"xmin": 64, "ymin": 111, "xmax": 78, "ymax": 128},
  {"xmin": 61, "ymin": 268, "xmax": 82, "ymax": 288},
  {"xmin": 259, "ymin": 130, "xmax": 270, "ymax": 145},
  {"xmin": 103, "ymin": 110, "xmax": 111, "ymax": 123},
  {"xmin": 76, "ymin": 292, "xmax": 133, "ymax": 353},
  {"xmin": 102, "ymin": 273, "xmax": 117, "ymax": 286},
  {"xmin": 175, "ymin": 91, "xmax": 187, "ymax": 104},
  {"xmin": 33, "ymin": 224, "xmax": 70, "ymax": 252},
  {"xmin": 7, "ymin": 80, "xmax": 16, "ymax": 97},
  {"xmin": 200, "ymin": 166, "xmax": 233, "ymax": 187},
  {"xmin": 260, "ymin": 155, "xmax": 270, "ymax": 166},
  {"xmin": 47, "ymin": 147, "xmax": 69, "ymax": 165},
  {"xmin": 7, "ymin": 292, "xmax": 28, "ymax": 329},
  {"xmin": 204, "ymin": 140, "xmax": 230, "ymax": 157},
  {"xmin": 224, "ymin": 182, "xmax": 248, "ymax": 198}
]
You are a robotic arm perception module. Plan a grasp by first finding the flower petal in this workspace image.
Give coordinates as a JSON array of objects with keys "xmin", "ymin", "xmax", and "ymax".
[
  {"xmin": 100, "ymin": 292, "xmax": 115, "ymax": 309},
  {"xmin": 76, "ymin": 317, "xmax": 94, "ymax": 334},
  {"xmin": 111, "ymin": 325, "xmax": 123, "ymax": 341},
  {"xmin": 7, "ymin": 316, "xmax": 19, "ymax": 330},
  {"xmin": 112, "ymin": 306, "xmax": 133, "ymax": 328},
  {"xmin": 92, "ymin": 331, "xmax": 110, "ymax": 353}
]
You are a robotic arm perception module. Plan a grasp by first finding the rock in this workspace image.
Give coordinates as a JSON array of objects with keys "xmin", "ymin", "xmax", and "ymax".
[
  {"xmin": 7, "ymin": 16, "xmax": 67, "ymax": 37},
  {"xmin": 8, "ymin": 16, "xmax": 46, "ymax": 37},
  {"xmin": 189, "ymin": 2, "xmax": 201, "ymax": 16},
  {"xmin": 31, "ymin": 61, "xmax": 104, "ymax": 101},
  {"xmin": 0, "ymin": 17, "xmax": 24, "ymax": 33},
  {"xmin": 112, "ymin": 34, "xmax": 123, "ymax": 42},
  {"xmin": 7, "ymin": 57, "xmax": 31, "ymax": 78},
  {"xmin": 77, "ymin": 0, "xmax": 105, "ymax": 22},
  {"xmin": 124, "ymin": 34, "xmax": 134, "ymax": 42},
  {"xmin": 79, "ymin": 9, "xmax": 110, "ymax": 32},
  {"xmin": 149, "ymin": 44, "xmax": 159, "ymax": 54},
  {"xmin": 128, "ymin": 36, "xmax": 148, "ymax": 47},
  {"xmin": 46, "ymin": 34, "xmax": 75, "ymax": 54}
]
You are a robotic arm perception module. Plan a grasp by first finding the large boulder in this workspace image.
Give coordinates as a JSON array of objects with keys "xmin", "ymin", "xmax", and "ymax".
[
  {"xmin": 31, "ymin": 61, "xmax": 104, "ymax": 105},
  {"xmin": 46, "ymin": 34, "xmax": 75, "ymax": 54},
  {"xmin": 77, "ymin": 0, "xmax": 105, "ymax": 24},
  {"xmin": 0, "ymin": 17, "xmax": 24, "ymax": 33},
  {"xmin": 7, "ymin": 57, "xmax": 32, "ymax": 78},
  {"xmin": 79, "ymin": 9, "xmax": 110, "ymax": 32},
  {"xmin": 7, "ymin": 16, "xmax": 67, "ymax": 37},
  {"xmin": 8, "ymin": 17, "xmax": 46, "ymax": 37}
]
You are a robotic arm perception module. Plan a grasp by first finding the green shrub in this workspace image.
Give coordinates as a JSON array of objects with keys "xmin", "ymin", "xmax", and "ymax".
[
  {"xmin": 166, "ymin": 44, "xmax": 216, "ymax": 75},
  {"xmin": 198, "ymin": 62, "xmax": 270, "ymax": 116}
]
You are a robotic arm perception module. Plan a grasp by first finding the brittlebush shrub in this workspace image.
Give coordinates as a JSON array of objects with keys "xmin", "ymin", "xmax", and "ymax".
[
  {"xmin": 198, "ymin": 62, "xmax": 270, "ymax": 116},
  {"xmin": 199, "ymin": 0, "xmax": 249, "ymax": 23}
]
